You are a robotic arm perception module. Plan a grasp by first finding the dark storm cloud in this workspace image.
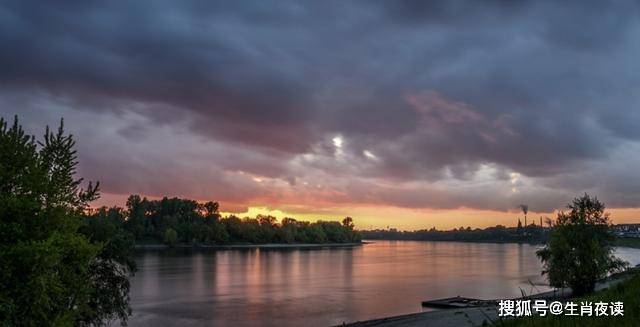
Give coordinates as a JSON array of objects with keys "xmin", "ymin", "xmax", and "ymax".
[{"xmin": 2, "ymin": 0, "xmax": 640, "ymax": 211}]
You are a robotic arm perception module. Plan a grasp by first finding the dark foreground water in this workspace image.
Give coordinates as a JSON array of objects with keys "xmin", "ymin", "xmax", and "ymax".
[{"xmin": 126, "ymin": 241, "xmax": 640, "ymax": 326}]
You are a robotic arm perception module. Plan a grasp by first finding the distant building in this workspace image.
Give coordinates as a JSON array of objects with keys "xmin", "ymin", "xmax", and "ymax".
[{"xmin": 613, "ymin": 224, "xmax": 640, "ymax": 238}]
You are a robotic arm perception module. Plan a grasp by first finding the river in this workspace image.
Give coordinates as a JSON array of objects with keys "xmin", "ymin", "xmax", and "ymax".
[{"xmin": 126, "ymin": 241, "xmax": 640, "ymax": 326}]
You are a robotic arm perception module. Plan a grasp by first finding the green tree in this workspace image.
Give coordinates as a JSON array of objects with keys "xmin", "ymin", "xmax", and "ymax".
[
  {"xmin": 279, "ymin": 218, "xmax": 298, "ymax": 243},
  {"xmin": 163, "ymin": 228, "xmax": 178, "ymax": 247},
  {"xmin": 342, "ymin": 216, "xmax": 354, "ymax": 230},
  {"xmin": 209, "ymin": 221, "xmax": 230, "ymax": 244},
  {"xmin": 536, "ymin": 194, "xmax": 628, "ymax": 295},
  {"xmin": 0, "ymin": 116, "xmax": 135, "ymax": 325},
  {"xmin": 201, "ymin": 201, "xmax": 220, "ymax": 220},
  {"xmin": 319, "ymin": 221, "xmax": 349, "ymax": 243},
  {"xmin": 223, "ymin": 215, "xmax": 243, "ymax": 242},
  {"xmin": 305, "ymin": 224, "xmax": 328, "ymax": 243},
  {"xmin": 257, "ymin": 214, "xmax": 277, "ymax": 241},
  {"xmin": 125, "ymin": 195, "xmax": 148, "ymax": 239},
  {"xmin": 81, "ymin": 207, "xmax": 137, "ymax": 325}
]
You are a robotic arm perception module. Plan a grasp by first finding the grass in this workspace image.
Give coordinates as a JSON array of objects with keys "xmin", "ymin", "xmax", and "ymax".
[
  {"xmin": 495, "ymin": 271, "xmax": 640, "ymax": 326},
  {"xmin": 615, "ymin": 237, "xmax": 640, "ymax": 249}
]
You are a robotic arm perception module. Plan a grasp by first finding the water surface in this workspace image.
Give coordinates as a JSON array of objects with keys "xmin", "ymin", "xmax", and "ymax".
[{"xmin": 127, "ymin": 241, "xmax": 640, "ymax": 326}]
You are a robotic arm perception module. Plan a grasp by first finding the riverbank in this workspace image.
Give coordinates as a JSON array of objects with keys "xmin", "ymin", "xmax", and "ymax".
[
  {"xmin": 341, "ymin": 269, "xmax": 637, "ymax": 327},
  {"xmin": 135, "ymin": 242, "xmax": 364, "ymax": 250}
]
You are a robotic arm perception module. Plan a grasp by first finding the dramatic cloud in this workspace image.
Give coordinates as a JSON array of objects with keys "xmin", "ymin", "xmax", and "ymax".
[{"xmin": 2, "ymin": 1, "xmax": 640, "ymax": 219}]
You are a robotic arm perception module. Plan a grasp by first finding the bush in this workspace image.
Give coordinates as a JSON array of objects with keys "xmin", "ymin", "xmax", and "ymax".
[{"xmin": 537, "ymin": 194, "xmax": 628, "ymax": 295}]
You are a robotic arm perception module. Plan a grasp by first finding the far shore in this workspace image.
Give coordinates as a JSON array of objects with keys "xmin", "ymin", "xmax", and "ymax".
[
  {"xmin": 365, "ymin": 238, "xmax": 545, "ymax": 245},
  {"xmin": 363, "ymin": 237, "xmax": 640, "ymax": 249},
  {"xmin": 135, "ymin": 242, "xmax": 365, "ymax": 250}
]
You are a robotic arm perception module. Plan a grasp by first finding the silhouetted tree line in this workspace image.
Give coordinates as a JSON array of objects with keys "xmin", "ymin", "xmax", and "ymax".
[
  {"xmin": 361, "ymin": 223, "xmax": 547, "ymax": 243},
  {"xmin": 85, "ymin": 196, "xmax": 362, "ymax": 246}
]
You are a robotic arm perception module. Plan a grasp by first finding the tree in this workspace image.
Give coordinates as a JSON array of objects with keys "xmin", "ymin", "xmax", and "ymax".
[
  {"xmin": 536, "ymin": 194, "xmax": 628, "ymax": 295},
  {"xmin": 304, "ymin": 224, "xmax": 327, "ymax": 243},
  {"xmin": 0, "ymin": 116, "xmax": 135, "ymax": 325},
  {"xmin": 163, "ymin": 228, "xmax": 178, "ymax": 247},
  {"xmin": 125, "ymin": 194, "xmax": 148, "ymax": 239},
  {"xmin": 209, "ymin": 221, "xmax": 230, "ymax": 244},
  {"xmin": 342, "ymin": 217, "xmax": 354, "ymax": 230},
  {"xmin": 81, "ymin": 207, "xmax": 137, "ymax": 325},
  {"xmin": 201, "ymin": 201, "xmax": 220, "ymax": 221},
  {"xmin": 279, "ymin": 218, "xmax": 298, "ymax": 243}
]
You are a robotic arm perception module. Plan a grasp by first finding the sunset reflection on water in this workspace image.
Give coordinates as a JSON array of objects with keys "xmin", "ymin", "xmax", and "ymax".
[{"xmin": 128, "ymin": 241, "xmax": 640, "ymax": 326}]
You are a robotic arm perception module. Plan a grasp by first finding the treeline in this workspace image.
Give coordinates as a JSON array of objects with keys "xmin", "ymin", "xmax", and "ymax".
[
  {"xmin": 361, "ymin": 224, "xmax": 547, "ymax": 243},
  {"xmin": 85, "ymin": 195, "xmax": 362, "ymax": 246}
]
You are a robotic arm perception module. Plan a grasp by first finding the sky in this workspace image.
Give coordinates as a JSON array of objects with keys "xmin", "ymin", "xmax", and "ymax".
[{"xmin": 2, "ymin": 1, "xmax": 640, "ymax": 229}]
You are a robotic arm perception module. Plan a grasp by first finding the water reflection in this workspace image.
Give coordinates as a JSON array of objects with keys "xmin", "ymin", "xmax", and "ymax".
[{"xmin": 127, "ymin": 241, "xmax": 640, "ymax": 326}]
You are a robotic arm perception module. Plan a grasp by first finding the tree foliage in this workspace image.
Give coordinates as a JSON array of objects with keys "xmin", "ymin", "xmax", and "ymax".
[
  {"xmin": 163, "ymin": 228, "xmax": 178, "ymax": 247},
  {"xmin": 0, "ymin": 116, "xmax": 135, "ymax": 326},
  {"xmin": 105, "ymin": 195, "xmax": 361, "ymax": 245},
  {"xmin": 536, "ymin": 194, "xmax": 628, "ymax": 295}
]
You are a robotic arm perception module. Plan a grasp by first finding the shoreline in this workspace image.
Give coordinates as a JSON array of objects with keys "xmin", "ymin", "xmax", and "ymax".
[{"xmin": 134, "ymin": 242, "xmax": 365, "ymax": 250}]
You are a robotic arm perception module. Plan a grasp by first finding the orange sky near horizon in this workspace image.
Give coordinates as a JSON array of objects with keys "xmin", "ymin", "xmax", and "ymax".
[{"xmin": 95, "ymin": 192, "xmax": 640, "ymax": 231}]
